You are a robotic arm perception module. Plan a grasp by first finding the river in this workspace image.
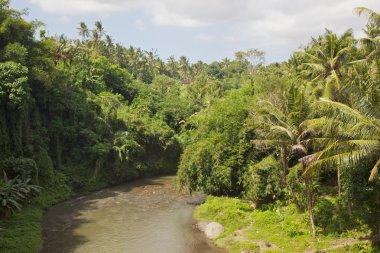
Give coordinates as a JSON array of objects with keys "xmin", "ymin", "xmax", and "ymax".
[{"xmin": 41, "ymin": 176, "xmax": 225, "ymax": 253}]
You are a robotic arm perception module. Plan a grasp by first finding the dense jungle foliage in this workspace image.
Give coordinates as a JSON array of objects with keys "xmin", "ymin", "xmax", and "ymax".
[{"xmin": 0, "ymin": 0, "xmax": 379, "ymax": 251}]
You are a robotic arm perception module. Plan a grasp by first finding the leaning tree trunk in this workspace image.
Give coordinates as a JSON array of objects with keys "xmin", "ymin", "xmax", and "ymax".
[{"xmin": 304, "ymin": 172, "xmax": 316, "ymax": 237}]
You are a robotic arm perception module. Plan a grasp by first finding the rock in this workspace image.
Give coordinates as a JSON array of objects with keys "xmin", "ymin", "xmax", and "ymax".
[
  {"xmin": 196, "ymin": 221, "xmax": 209, "ymax": 232},
  {"xmin": 204, "ymin": 222, "xmax": 224, "ymax": 239},
  {"xmin": 186, "ymin": 191, "xmax": 207, "ymax": 205}
]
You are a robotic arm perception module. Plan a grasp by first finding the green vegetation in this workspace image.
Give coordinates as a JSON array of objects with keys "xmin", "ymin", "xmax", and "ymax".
[
  {"xmin": 0, "ymin": 0, "xmax": 380, "ymax": 252},
  {"xmin": 195, "ymin": 196, "xmax": 378, "ymax": 252}
]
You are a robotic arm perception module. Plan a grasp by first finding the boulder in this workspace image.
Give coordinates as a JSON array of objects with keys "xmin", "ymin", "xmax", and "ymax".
[
  {"xmin": 196, "ymin": 221, "xmax": 209, "ymax": 232},
  {"xmin": 186, "ymin": 192, "xmax": 207, "ymax": 205},
  {"xmin": 204, "ymin": 222, "xmax": 224, "ymax": 239}
]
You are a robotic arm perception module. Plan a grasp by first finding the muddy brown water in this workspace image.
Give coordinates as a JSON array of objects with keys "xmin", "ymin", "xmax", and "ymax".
[{"xmin": 41, "ymin": 176, "xmax": 225, "ymax": 253}]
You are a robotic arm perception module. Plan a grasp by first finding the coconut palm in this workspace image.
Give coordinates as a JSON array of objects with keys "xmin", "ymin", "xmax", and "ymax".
[
  {"xmin": 179, "ymin": 56, "xmax": 190, "ymax": 82},
  {"xmin": 94, "ymin": 21, "xmax": 105, "ymax": 40},
  {"xmin": 251, "ymin": 84, "xmax": 312, "ymax": 184},
  {"xmin": 221, "ymin": 58, "xmax": 231, "ymax": 78},
  {"xmin": 167, "ymin": 56, "xmax": 179, "ymax": 79},
  {"xmin": 77, "ymin": 22, "xmax": 89, "ymax": 42},
  {"xmin": 355, "ymin": 7, "xmax": 380, "ymax": 70},
  {"xmin": 252, "ymin": 84, "xmax": 322, "ymax": 236},
  {"xmin": 297, "ymin": 29, "xmax": 355, "ymax": 99},
  {"xmin": 354, "ymin": 7, "xmax": 380, "ymax": 28},
  {"xmin": 305, "ymin": 97, "xmax": 380, "ymax": 182},
  {"xmin": 298, "ymin": 153, "xmax": 319, "ymax": 237}
]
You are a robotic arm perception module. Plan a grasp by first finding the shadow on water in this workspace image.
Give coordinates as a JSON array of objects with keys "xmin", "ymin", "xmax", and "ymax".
[{"xmin": 41, "ymin": 176, "xmax": 225, "ymax": 253}]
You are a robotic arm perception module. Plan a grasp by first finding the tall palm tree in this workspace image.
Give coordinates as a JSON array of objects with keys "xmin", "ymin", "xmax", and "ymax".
[
  {"xmin": 355, "ymin": 7, "xmax": 380, "ymax": 67},
  {"xmin": 91, "ymin": 21, "xmax": 105, "ymax": 48},
  {"xmin": 296, "ymin": 29, "xmax": 355, "ymax": 99},
  {"xmin": 252, "ymin": 84, "xmax": 321, "ymax": 236},
  {"xmin": 94, "ymin": 20, "xmax": 105, "ymax": 40},
  {"xmin": 179, "ymin": 56, "xmax": 190, "ymax": 82},
  {"xmin": 252, "ymin": 84, "xmax": 311, "ymax": 184},
  {"xmin": 167, "ymin": 56, "xmax": 179, "ymax": 78},
  {"xmin": 77, "ymin": 22, "xmax": 89, "ymax": 42},
  {"xmin": 221, "ymin": 58, "xmax": 231, "ymax": 78},
  {"xmin": 145, "ymin": 48, "xmax": 157, "ymax": 75},
  {"xmin": 298, "ymin": 153, "xmax": 319, "ymax": 237}
]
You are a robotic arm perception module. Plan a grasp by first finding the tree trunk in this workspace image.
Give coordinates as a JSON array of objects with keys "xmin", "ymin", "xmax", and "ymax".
[
  {"xmin": 337, "ymin": 167, "xmax": 341, "ymax": 196},
  {"xmin": 305, "ymin": 173, "xmax": 316, "ymax": 237},
  {"xmin": 280, "ymin": 146, "xmax": 288, "ymax": 184},
  {"xmin": 347, "ymin": 197, "xmax": 353, "ymax": 217},
  {"xmin": 93, "ymin": 158, "xmax": 102, "ymax": 178},
  {"xmin": 55, "ymin": 134, "xmax": 62, "ymax": 169}
]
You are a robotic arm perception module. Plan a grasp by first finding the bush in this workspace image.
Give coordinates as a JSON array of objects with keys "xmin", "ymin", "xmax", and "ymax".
[
  {"xmin": 0, "ymin": 157, "xmax": 38, "ymax": 182},
  {"xmin": 0, "ymin": 177, "xmax": 41, "ymax": 218},
  {"xmin": 313, "ymin": 196, "xmax": 354, "ymax": 234},
  {"xmin": 243, "ymin": 155, "xmax": 283, "ymax": 203}
]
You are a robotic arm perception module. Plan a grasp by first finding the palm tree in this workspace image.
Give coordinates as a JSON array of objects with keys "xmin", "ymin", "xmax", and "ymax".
[
  {"xmin": 252, "ymin": 84, "xmax": 311, "ymax": 184},
  {"xmin": 221, "ymin": 58, "xmax": 231, "ymax": 78},
  {"xmin": 296, "ymin": 29, "xmax": 354, "ymax": 99},
  {"xmin": 305, "ymin": 97, "xmax": 380, "ymax": 182},
  {"xmin": 298, "ymin": 153, "xmax": 319, "ymax": 237},
  {"xmin": 179, "ymin": 56, "xmax": 190, "ymax": 82},
  {"xmin": 94, "ymin": 20, "xmax": 105, "ymax": 40},
  {"xmin": 167, "ymin": 56, "xmax": 179, "ymax": 78},
  {"xmin": 191, "ymin": 60, "xmax": 206, "ymax": 78},
  {"xmin": 354, "ymin": 7, "xmax": 380, "ymax": 72},
  {"xmin": 145, "ymin": 48, "xmax": 157, "ymax": 76},
  {"xmin": 77, "ymin": 22, "xmax": 89, "ymax": 42},
  {"xmin": 251, "ymin": 84, "xmax": 321, "ymax": 236},
  {"xmin": 354, "ymin": 7, "xmax": 380, "ymax": 27},
  {"xmin": 92, "ymin": 21, "xmax": 105, "ymax": 48}
]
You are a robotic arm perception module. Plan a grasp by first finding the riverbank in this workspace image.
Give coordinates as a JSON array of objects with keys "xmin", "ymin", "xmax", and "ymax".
[
  {"xmin": 194, "ymin": 196, "xmax": 379, "ymax": 253},
  {"xmin": 0, "ymin": 173, "xmax": 72, "ymax": 253}
]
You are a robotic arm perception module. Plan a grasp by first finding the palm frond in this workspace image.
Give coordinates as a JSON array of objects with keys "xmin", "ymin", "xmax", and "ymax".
[
  {"xmin": 270, "ymin": 125, "xmax": 294, "ymax": 141},
  {"xmin": 317, "ymin": 98, "xmax": 367, "ymax": 123}
]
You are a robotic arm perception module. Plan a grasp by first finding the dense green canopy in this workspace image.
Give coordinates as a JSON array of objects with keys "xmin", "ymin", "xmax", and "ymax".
[{"xmin": 0, "ymin": 1, "xmax": 379, "ymax": 251}]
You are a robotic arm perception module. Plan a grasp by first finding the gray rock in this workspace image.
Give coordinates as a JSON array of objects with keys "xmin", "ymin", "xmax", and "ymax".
[
  {"xmin": 186, "ymin": 192, "xmax": 207, "ymax": 205},
  {"xmin": 196, "ymin": 221, "xmax": 209, "ymax": 232},
  {"xmin": 204, "ymin": 222, "xmax": 224, "ymax": 239}
]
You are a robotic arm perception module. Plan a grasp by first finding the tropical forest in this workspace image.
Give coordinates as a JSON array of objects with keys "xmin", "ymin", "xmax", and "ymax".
[{"xmin": 0, "ymin": 0, "xmax": 379, "ymax": 252}]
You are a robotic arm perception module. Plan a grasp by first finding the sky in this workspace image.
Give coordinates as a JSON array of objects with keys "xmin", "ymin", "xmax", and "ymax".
[{"xmin": 10, "ymin": 0, "xmax": 380, "ymax": 63}]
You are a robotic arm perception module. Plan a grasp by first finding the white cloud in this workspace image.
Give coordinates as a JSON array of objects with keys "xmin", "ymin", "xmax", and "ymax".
[
  {"xmin": 27, "ymin": 0, "xmax": 380, "ymax": 61},
  {"xmin": 29, "ymin": 0, "xmax": 122, "ymax": 13}
]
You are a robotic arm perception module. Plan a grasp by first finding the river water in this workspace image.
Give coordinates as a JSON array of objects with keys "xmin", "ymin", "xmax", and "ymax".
[{"xmin": 41, "ymin": 176, "xmax": 225, "ymax": 253}]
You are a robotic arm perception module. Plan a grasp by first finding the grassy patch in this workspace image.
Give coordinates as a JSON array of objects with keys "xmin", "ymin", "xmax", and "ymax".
[
  {"xmin": 194, "ymin": 196, "xmax": 253, "ymax": 235},
  {"xmin": 0, "ymin": 206, "xmax": 43, "ymax": 253},
  {"xmin": 195, "ymin": 196, "xmax": 374, "ymax": 253}
]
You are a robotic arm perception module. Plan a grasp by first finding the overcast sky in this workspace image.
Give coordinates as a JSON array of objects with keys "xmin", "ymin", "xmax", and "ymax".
[{"xmin": 11, "ymin": 0, "xmax": 380, "ymax": 63}]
